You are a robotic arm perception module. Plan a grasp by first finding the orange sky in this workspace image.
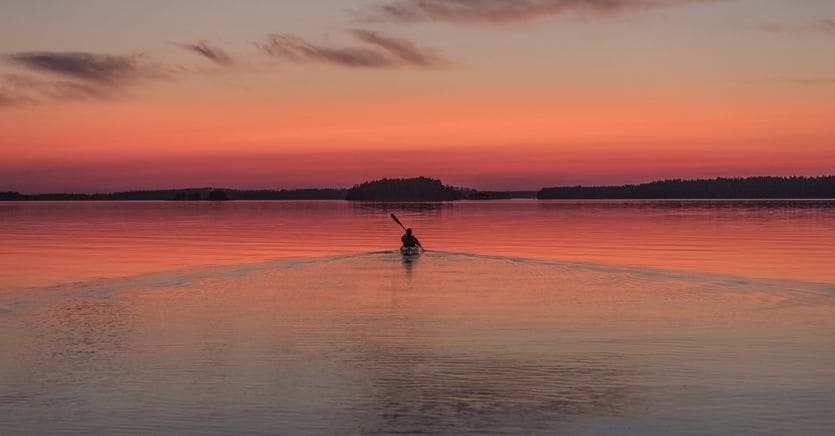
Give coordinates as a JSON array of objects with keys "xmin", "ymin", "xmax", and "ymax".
[{"xmin": 1, "ymin": 0, "xmax": 834, "ymax": 192}]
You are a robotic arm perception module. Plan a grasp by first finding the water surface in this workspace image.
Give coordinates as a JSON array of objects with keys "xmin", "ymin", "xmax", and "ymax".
[
  {"xmin": 1, "ymin": 200, "xmax": 834, "ymax": 434},
  {"xmin": 2, "ymin": 200, "xmax": 833, "ymax": 289}
]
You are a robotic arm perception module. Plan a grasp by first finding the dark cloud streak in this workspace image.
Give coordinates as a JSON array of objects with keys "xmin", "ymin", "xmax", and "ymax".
[
  {"xmin": 1, "ymin": 51, "xmax": 169, "ymax": 106},
  {"xmin": 259, "ymin": 34, "xmax": 393, "ymax": 67},
  {"xmin": 351, "ymin": 29, "xmax": 444, "ymax": 66},
  {"xmin": 178, "ymin": 41, "xmax": 235, "ymax": 66},
  {"xmin": 258, "ymin": 30, "xmax": 444, "ymax": 68},
  {"xmin": 368, "ymin": 0, "xmax": 725, "ymax": 24},
  {"xmin": 5, "ymin": 52, "xmax": 157, "ymax": 84}
]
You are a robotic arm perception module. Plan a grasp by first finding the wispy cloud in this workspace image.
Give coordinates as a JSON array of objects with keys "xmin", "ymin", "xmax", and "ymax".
[
  {"xmin": 259, "ymin": 34, "xmax": 392, "ymax": 67},
  {"xmin": 0, "ymin": 90, "xmax": 20, "ymax": 106},
  {"xmin": 365, "ymin": 0, "xmax": 724, "ymax": 24},
  {"xmin": 2, "ymin": 73, "xmax": 115, "ymax": 102},
  {"xmin": 351, "ymin": 29, "xmax": 444, "ymax": 66},
  {"xmin": 178, "ymin": 40, "xmax": 235, "ymax": 66},
  {"xmin": 760, "ymin": 18, "xmax": 835, "ymax": 34},
  {"xmin": 821, "ymin": 18, "xmax": 835, "ymax": 33},
  {"xmin": 5, "ymin": 52, "xmax": 163, "ymax": 85},
  {"xmin": 257, "ymin": 29, "xmax": 445, "ymax": 68},
  {"xmin": 2, "ymin": 51, "xmax": 169, "ymax": 105},
  {"xmin": 773, "ymin": 76, "xmax": 835, "ymax": 86}
]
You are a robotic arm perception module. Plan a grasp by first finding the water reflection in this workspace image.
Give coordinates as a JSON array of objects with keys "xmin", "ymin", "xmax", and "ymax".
[
  {"xmin": 1, "ymin": 252, "xmax": 833, "ymax": 434},
  {"xmin": 0, "ymin": 298, "xmax": 138, "ymax": 432},
  {"xmin": 351, "ymin": 201, "xmax": 451, "ymax": 213},
  {"xmin": 537, "ymin": 199, "xmax": 835, "ymax": 211},
  {"xmin": 401, "ymin": 253, "xmax": 418, "ymax": 279},
  {"xmin": 2, "ymin": 200, "xmax": 834, "ymax": 289},
  {"xmin": 352, "ymin": 350, "xmax": 636, "ymax": 433},
  {"xmin": 31, "ymin": 299, "xmax": 135, "ymax": 370}
]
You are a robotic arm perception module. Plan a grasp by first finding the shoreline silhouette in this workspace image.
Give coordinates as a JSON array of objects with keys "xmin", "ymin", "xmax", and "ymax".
[{"xmin": 1, "ymin": 175, "xmax": 833, "ymax": 201}]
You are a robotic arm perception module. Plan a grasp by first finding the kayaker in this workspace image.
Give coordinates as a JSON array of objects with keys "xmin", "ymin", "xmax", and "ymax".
[{"xmin": 401, "ymin": 228, "xmax": 422, "ymax": 250}]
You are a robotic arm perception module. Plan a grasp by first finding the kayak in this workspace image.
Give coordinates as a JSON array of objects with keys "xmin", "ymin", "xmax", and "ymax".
[{"xmin": 400, "ymin": 246, "xmax": 421, "ymax": 256}]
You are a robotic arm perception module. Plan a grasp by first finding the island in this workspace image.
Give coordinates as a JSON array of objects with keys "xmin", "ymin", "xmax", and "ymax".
[{"xmin": 345, "ymin": 177, "xmax": 461, "ymax": 201}]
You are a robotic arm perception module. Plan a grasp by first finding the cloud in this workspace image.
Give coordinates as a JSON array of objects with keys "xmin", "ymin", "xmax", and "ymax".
[
  {"xmin": 0, "ymin": 91, "xmax": 19, "ymax": 106},
  {"xmin": 1, "ymin": 51, "xmax": 170, "ymax": 105},
  {"xmin": 367, "ymin": 0, "xmax": 723, "ymax": 24},
  {"xmin": 821, "ymin": 18, "xmax": 835, "ymax": 33},
  {"xmin": 259, "ymin": 34, "xmax": 392, "ymax": 67},
  {"xmin": 758, "ymin": 23, "xmax": 790, "ymax": 33},
  {"xmin": 773, "ymin": 76, "xmax": 835, "ymax": 86},
  {"xmin": 0, "ymin": 73, "xmax": 120, "ymax": 105},
  {"xmin": 0, "ymin": 88, "xmax": 39, "ymax": 107},
  {"xmin": 257, "ymin": 30, "xmax": 445, "ymax": 68},
  {"xmin": 760, "ymin": 18, "xmax": 835, "ymax": 34},
  {"xmin": 178, "ymin": 40, "xmax": 235, "ymax": 66},
  {"xmin": 5, "ymin": 51, "xmax": 162, "ymax": 85},
  {"xmin": 351, "ymin": 29, "xmax": 444, "ymax": 66},
  {"xmin": 11, "ymin": 74, "xmax": 116, "ymax": 100}
]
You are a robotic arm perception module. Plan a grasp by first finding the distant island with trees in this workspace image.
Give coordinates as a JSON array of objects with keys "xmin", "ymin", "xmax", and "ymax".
[
  {"xmin": 537, "ymin": 176, "xmax": 835, "ymax": 199},
  {"xmin": 1, "ymin": 176, "xmax": 833, "ymax": 201},
  {"xmin": 345, "ymin": 177, "xmax": 461, "ymax": 201}
]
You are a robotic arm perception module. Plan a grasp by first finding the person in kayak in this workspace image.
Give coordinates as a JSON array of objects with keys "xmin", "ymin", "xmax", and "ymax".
[{"xmin": 401, "ymin": 228, "xmax": 423, "ymax": 250}]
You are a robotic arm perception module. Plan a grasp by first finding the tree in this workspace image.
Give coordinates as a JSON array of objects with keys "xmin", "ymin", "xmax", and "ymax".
[{"xmin": 206, "ymin": 189, "xmax": 229, "ymax": 201}]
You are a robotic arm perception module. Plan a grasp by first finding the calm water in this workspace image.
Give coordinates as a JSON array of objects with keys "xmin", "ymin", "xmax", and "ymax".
[
  {"xmin": 2, "ymin": 200, "xmax": 834, "ymax": 289},
  {"xmin": 1, "ymin": 200, "xmax": 834, "ymax": 434}
]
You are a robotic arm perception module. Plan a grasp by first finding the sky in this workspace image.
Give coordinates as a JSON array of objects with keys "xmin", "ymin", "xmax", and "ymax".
[{"xmin": 0, "ymin": 0, "xmax": 834, "ymax": 193}]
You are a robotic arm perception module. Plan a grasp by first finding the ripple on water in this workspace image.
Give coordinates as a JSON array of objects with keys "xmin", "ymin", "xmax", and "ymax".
[{"xmin": 0, "ymin": 252, "xmax": 833, "ymax": 434}]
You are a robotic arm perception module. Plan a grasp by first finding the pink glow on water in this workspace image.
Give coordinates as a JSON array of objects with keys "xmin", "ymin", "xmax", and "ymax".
[{"xmin": 1, "ymin": 200, "xmax": 833, "ymax": 290}]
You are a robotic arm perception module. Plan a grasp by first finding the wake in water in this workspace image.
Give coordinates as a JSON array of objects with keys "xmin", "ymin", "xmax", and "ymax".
[
  {"xmin": 1, "ymin": 250, "xmax": 834, "ymax": 434},
  {"xmin": 2, "ymin": 250, "xmax": 833, "ymax": 316}
]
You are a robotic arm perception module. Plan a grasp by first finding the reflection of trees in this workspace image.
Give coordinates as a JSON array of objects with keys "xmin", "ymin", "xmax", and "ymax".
[{"xmin": 351, "ymin": 201, "xmax": 451, "ymax": 213}]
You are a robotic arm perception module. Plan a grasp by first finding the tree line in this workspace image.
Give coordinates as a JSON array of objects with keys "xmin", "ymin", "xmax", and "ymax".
[
  {"xmin": 0, "ymin": 188, "xmax": 347, "ymax": 201},
  {"xmin": 3, "ymin": 176, "xmax": 833, "ymax": 201},
  {"xmin": 538, "ymin": 176, "xmax": 835, "ymax": 199}
]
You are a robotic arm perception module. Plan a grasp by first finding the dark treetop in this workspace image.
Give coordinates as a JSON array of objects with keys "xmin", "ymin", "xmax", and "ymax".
[{"xmin": 345, "ymin": 177, "xmax": 461, "ymax": 201}]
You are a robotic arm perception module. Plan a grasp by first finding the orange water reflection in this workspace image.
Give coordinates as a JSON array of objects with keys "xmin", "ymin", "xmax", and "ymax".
[
  {"xmin": 2, "ymin": 252, "xmax": 833, "ymax": 434},
  {"xmin": 1, "ymin": 200, "xmax": 833, "ymax": 290}
]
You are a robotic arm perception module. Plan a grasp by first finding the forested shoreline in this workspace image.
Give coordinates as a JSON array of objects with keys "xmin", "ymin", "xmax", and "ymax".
[
  {"xmin": 3, "ymin": 176, "xmax": 833, "ymax": 201},
  {"xmin": 538, "ymin": 176, "xmax": 835, "ymax": 199}
]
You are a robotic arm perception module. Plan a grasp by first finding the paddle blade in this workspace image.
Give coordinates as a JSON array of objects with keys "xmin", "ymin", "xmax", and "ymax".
[{"xmin": 390, "ymin": 213, "xmax": 404, "ymax": 229}]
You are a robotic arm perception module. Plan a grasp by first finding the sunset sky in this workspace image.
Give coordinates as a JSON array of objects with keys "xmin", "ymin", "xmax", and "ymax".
[{"xmin": 1, "ymin": 0, "xmax": 834, "ymax": 192}]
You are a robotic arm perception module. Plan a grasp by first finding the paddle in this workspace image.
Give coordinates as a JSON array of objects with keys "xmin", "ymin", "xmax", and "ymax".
[
  {"xmin": 391, "ymin": 213, "xmax": 424, "ymax": 251},
  {"xmin": 390, "ymin": 213, "xmax": 407, "ymax": 231}
]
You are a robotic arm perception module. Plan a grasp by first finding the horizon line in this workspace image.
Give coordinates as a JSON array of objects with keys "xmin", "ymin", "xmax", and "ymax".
[{"xmin": 3, "ymin": 174, "xmax": 834, "ymax": 197}]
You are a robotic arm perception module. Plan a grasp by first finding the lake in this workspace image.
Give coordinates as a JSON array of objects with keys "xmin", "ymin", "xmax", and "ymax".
[{"xmin": 1, "ymin": 200, "xmax": 834, "ymax": 434}]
